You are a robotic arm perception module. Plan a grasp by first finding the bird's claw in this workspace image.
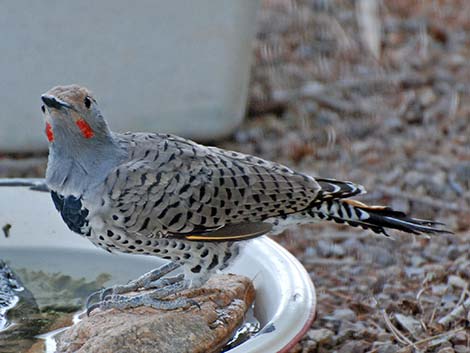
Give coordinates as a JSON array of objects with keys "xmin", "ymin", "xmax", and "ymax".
[
  {"xmin": 85, "ymin": 288, "xmax": 104, "ymax": 311},
  {"xmin": 86, "ymin": 294, "xmax": 198, "ymax": 315},
  {"xmin": 85, "ymin": 262, "xmax": 189, "ymax": 314},
  {"xmin": 100, "ymin": 287, "xmax": 115, "ymax": 301},
  {"xmin": 85, "ymin": 285, "xmax": 117, "ymax": 312},
  {"xmin": 86, "ymin": 302, "xmax": 102, "ymax": 316}
]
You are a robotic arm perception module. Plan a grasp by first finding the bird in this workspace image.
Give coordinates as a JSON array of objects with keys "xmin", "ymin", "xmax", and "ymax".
[{"xmin": 41, "ymin": 84, "xmax": 450, "ymax": 314}]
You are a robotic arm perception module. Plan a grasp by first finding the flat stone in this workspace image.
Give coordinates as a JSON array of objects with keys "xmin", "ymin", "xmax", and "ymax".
[
  {"xmin": 56, "ymin": 274, "xmax": 255, "ymax": 353},
  {"xmin": 454, "ymin": 346, "xmax": 470, "ymax": 353},
  {"xmin": 437, "ymin": 347, "xmax": 455, "ymax": 353},
  {"xmin": 306, "ymin": 328, "xmax": 334, "ymax": 345},
  {"xmin": 394, "ymin": 313, "xmax": 423, "ymax": 339},
  {"xmin": 332, "ymin": 308, "xmax": 357, "ymax": 322},
  {"xmin": 337, "ymin": 320, "xmax": 366, "ymax": 341},
  {"xmin": 373, "ymin": 343, "xmax": 398, "ymax": 353},
  {"xmin": 337, "ymin": 340, "xmax": 369, "ymax": 353},
  {"xmin": 451, "ymin": 331, "xmax": 469, "ymax": 345}
]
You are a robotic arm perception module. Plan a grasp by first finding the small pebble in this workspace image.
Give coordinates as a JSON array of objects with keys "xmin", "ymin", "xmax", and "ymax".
[
  {"xmin": 418, "ymin": 87, "xmax": 436, "ymax": 106},
  {"xmin": 376, "ymin": 332, "xmax": 392, "ymax": 341},
  {"xmin": 394, "ymin": 313, "xmax": 423, "ymax": 338},
  {"xmin": 332, "ymin": 308, "xmax": 357, "ymax": 322},
  {"xmin": 316, "ymin": 240, "xmax": 346, "ymax": 257},
  {"xmin": 306, "ymin": 328, "xmax": 334, "ymax": 345},
  {"xmin": 454, "ymin": 345, "xmax": 470, "ymax": 353},
  {"xmin": 373, "ymin": 343, "xmax": 397, "ymax": 353},
  {"xmin": 300, "ymin": 339, "xmax": 317, "ymax": 353},
  {"xmin": 431, "ymin": 284, "xmax": 448, "ymax": 296},
  {"xmin": 337, "ymin": 340, "xmax": 369, "ymax": 353},
  {"xmin": 451, "ymin": 331, "xmax": 469, "ymax": 346},
  {"xmin": 437, "ymin": 348, "xmax": 455, "ymax": 353},
  {"xmin": 446, "ymin": 246, "xmax": 461, "ymax": 261},
  {"xmin": 336, "ymin": 321, "xmax": 363, "ymax": 340}
]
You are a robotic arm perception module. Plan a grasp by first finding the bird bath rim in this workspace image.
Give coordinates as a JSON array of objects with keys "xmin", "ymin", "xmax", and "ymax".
[{"xmin": 0, "ymin": 179, "xmax": 316, "ymax": 352}]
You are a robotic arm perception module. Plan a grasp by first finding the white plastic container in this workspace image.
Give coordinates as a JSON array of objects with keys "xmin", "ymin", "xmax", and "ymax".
[
  {"xmin": 0, "ymin": 1, "xmax": 260, "ymax": 152},
  {"xmin": 0, "ymin": 182, "xmax": 316, "ymax": 352}
]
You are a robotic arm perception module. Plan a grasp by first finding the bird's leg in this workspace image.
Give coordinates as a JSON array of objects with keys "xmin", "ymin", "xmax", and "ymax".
[
  {"xmin": 144, "ymin": 273, "xmax": 185, "ymax": 290},
  {"xmin": 104, "ymin": 262, "xmax": 181, "ymax": 297},
  {"xmin": 86, "ymin": 280, "xmax": 196, "ymax": 315},
  {"xmin": 85, "ymin": 262, "xmax": 186, "ymax": 313}
]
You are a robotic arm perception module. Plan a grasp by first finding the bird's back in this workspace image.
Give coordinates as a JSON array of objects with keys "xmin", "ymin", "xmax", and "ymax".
[{"xmin": 107, "ymin": 131, "xmax": 324, "ymax": 237}]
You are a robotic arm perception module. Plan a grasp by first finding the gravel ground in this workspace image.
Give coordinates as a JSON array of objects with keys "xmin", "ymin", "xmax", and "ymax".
[
  {"xmin": 222, "ymin": 1, "xmax": 469, "ymax": 352},
  {"xmin": 1, "ymin": 1, "xmax": 469, "ymax": 352}
]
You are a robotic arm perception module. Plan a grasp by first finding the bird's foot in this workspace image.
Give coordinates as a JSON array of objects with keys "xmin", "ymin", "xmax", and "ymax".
[
  {"xmin": 86, "ymin": 280, "xmax": 198, "ymax": 315},
  {"xmin": 86, "ymin": 262, "xmax": 192, "ymax": 315}
]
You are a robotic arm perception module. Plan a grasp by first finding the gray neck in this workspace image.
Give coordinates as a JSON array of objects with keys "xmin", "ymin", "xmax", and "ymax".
[{"xmin": 46, "ymin": 131, "xmax": 127, "ymax": 196}]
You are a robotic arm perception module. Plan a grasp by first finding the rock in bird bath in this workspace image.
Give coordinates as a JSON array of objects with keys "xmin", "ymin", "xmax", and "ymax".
[
  {"xmin": 55, "ymin": 274, "xmax": 255, "ymax": 353},
  {"xmin": 0, "ymin": 260, "xmax": 40, "ymax": 353}
]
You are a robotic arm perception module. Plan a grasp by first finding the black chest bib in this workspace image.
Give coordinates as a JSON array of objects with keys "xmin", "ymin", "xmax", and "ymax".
[{"xmin": 51, "ymin": 191, "xmax": 90, "ymax": 235}]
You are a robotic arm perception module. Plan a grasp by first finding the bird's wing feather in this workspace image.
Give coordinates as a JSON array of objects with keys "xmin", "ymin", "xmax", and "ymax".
[
  {"xmin": 104, "ymin": 132, "xmax": 321, "ymax": 237},
  {"xmin": 181, "ymin": 222, "xmax": 274, "ymax": 242}
]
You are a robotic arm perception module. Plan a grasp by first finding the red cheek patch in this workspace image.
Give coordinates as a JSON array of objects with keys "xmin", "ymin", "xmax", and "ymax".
[
  {"xmin": 76, "ymin": 119, "xmax": 94, "ymax": 139},
  {"xmin": 45, "ymin": 122, "xmax": 54, "ymax": 142}
]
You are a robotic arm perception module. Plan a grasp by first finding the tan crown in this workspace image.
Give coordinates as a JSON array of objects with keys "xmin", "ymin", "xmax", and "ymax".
[{"xmin": 45, "ymin": 84, "xmax": 94, "ymax": 106}]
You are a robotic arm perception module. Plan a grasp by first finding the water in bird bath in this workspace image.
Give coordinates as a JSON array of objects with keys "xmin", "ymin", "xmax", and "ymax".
[{"xmin": 0, "ymin": 247, "xmax": 259, "ymax": 353}]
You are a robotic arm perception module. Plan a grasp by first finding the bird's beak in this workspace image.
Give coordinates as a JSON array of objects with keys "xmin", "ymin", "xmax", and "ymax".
[{"xmin": 41, "ymin": 95, "xmax": 72, "ymax": 110}]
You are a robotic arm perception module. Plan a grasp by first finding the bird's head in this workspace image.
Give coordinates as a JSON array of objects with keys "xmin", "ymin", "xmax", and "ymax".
[
  {"xmin": 42, "ymin": 85, "xmax": 126, "ymax": 194},
  {"xmin": 41, "ymin": 84, "xmax": 110, "ymax": 144}
]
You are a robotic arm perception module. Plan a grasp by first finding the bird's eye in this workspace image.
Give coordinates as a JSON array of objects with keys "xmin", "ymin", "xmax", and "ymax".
[
  {"xmin": 84, "ymin": 96, "xmax": 92, "ymax": 109},
  {"xmin": 41, "ymin": 105, "xmax": 46, "ymax": 113}
]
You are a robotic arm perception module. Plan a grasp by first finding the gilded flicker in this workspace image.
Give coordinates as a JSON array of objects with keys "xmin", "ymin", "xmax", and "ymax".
[{"xmin": 41, "ymin": 84, "xmax": 450, "ymax": 313}]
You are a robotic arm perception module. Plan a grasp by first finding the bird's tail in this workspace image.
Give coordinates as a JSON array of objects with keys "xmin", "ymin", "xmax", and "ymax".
[{"xmin": 309, "ymin": 178, "xmax": 451, "ymax": 236}]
